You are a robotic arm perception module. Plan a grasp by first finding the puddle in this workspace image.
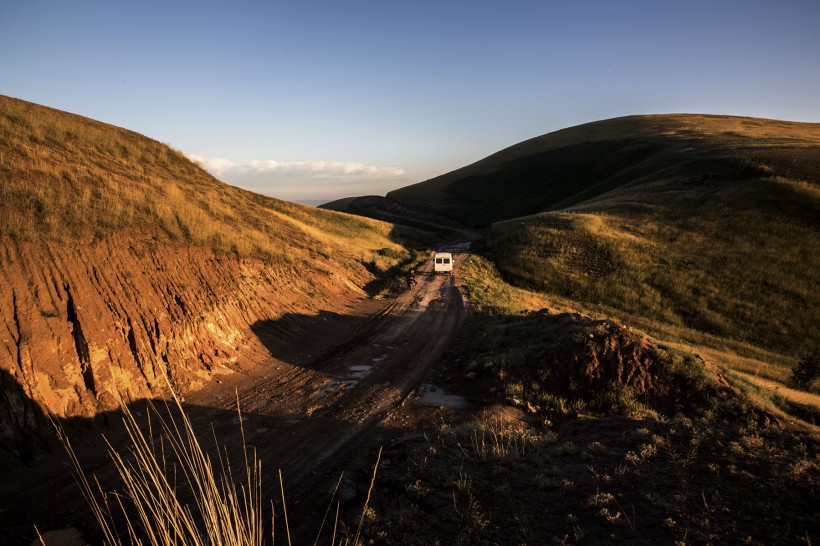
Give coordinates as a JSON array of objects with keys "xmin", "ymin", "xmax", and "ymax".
[
  {"xmin": 418, "ymin": 384, "xmax": 469, "ymax": 409},
  {"xmin": 349, "ymin": 365, "xmax": 373, "ymax": 379},
  {"xmin": 256, "ymin": 427, "xmax": 269, "ymax": 433},
  {"xmin": 315, "ymin": 380, "xmax": 343, "ymax": 398},
  {"xmin": 372, "ymin": 355, "xmax": 388, "ymax": 362}
]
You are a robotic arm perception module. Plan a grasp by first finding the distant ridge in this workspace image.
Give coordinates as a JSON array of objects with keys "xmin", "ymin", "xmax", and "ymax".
[
  {"xmin": 388, "ymin": 114, "xmax": 820, "ymax": 227},
  {"xmin": 387, "ymin": 113, "xmax": 820, "ymax": 361}
]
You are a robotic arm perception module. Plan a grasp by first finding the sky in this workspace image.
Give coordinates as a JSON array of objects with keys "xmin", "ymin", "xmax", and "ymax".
[{"xmin": 2, "ymin": 0, "xmax": 819, "ymax": 204}]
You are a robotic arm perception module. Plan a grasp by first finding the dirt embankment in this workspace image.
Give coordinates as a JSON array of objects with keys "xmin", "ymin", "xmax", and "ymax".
[
  {"xmin": 0, "ymin": 233, "xmax": 367, "ymax": 460},
  {"xmin": 531, "ymin": 311, "xmax": 732, "ymax": 415},
  {"xmin": 468, "ymin": 310, "xmax": 748, "ymax": 419}
]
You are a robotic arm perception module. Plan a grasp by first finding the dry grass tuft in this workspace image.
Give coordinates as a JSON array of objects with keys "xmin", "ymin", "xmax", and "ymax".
[
  {"xmin": 53, "ymin": 382, "xmax": 381, "ymax": 546},
  {"xmin": 55, "ymin": 391, "xmax": 264, "ymax": 546}
]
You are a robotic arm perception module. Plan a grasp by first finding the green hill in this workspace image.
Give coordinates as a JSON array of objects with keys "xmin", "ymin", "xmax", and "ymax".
[
  {"xmin": 388, "ymin": 114, "xmax": 820, "ymax": 227},
  {"xmin": 391, "ymin": 115, "xmax": 820, "ymax": 362}
]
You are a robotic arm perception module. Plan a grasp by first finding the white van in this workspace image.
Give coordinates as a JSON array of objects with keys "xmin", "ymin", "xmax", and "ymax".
[{"xmin": 434, "ymin": 252, "xmax": 453, "ymax": 275}]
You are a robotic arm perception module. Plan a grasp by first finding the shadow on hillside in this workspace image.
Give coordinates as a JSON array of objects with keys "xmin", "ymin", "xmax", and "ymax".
[{"xmin": 0, "ymin": 367, "xmax": 400, "ymax": 546}]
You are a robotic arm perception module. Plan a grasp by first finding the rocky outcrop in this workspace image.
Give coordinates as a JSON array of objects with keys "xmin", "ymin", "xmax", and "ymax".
[{"xmin": 0, "ymin": 232, "xmax": 367, "ymax": 456}]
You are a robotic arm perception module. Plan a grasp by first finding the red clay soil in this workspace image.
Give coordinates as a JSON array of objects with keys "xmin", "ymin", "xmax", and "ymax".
[
  {"xmin": 0, "ymin": 241, "xmax": 469, "ymax": 545},
  {"xmin": 0, "ymin": 230, "xmax": 371, "ymax": 462}
]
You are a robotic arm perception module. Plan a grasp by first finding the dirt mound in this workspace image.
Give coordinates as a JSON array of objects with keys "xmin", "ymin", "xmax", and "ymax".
[{"xmin": 529, "ymin": 311, "xmax": 734, "ymax": 416}]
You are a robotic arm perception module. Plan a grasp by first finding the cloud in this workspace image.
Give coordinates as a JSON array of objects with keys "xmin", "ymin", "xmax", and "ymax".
[
  {"xmin": 186, "ymin": 154, "xmax": 409, "ymax": 202},
  {"xmin": 246, "ymin": 160, "xmax": 405, "ymax": 178},
  {"xmin": 187, "ymin": 155, "xmax": 237, "ymax": 175}
]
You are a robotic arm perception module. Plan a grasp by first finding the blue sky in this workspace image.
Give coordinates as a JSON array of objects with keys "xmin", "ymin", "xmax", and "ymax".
[{"xmin": 2, "ymin": 0, "xmax": 819, "ymax": 203}]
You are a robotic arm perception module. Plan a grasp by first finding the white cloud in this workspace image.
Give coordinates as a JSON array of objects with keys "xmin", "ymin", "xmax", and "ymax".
[
  {"xmin": 186, "ymin": 154, "xmax": 409, "ymax": 202},
  {"xmin": 187, "ymin": 154, "xmax": 237, "ymax": 175},
  {"xmin": 245, "ymin": 159, "xmax": 405, "ymax": 178}
]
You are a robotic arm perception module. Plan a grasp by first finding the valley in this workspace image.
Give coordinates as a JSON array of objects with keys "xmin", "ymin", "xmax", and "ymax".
[{"xmin": 1, "ymin": 97, "xmax": 818, "ymax": 545}]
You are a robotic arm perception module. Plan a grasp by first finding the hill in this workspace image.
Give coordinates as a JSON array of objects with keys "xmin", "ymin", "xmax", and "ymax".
[
  {"xmin": 321, "ymin": 194, "xmax": 467, "ymax": 236},
  {"xmin": 390, "ymin": 114, "xmax": 820, "ymax": 366},
  {"xmin": 0, "ymin": 96, "xmax": 429, "ymax": 459},
  {"xmin": 388, "ymin": 114, "xmax": 820, "ymax": 227}
]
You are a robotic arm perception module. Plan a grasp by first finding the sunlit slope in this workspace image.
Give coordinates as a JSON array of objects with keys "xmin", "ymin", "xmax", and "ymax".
[
  {"xmin": 0, "ymin": 95, "xmax": 405, "ymax": 265},
  {"xmin": 0, "ymin": 95, "xmax": 431, "ymax": 430},
  {"xmin": 498, "ymin": 118, "xmax": 820, "ymax": 359},
  {"xmin": 388, "ymin": 114, "xmax": 820, "ymax": 227}
]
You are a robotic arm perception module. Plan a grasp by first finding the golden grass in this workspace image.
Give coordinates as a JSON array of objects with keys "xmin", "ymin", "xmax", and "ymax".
[
  {"xmin": 55, "ymin": 393, "xmax": 264, "ymax": 546},
  {"xmin": 458, "ymin": 253, "xmax": 816, "ymax": 424},
  {"xmin": 732, "ymin": 371, "xmax": 820, "ymax": 409},
  {"xmin": 487, "ymin": 171, "xmax": 819, "ymax": 363},
  {"xmin": 0, "ymin": 95, "xmax": 416, "ymax": 272},
  {"xmin": 54, "ymin": 386, "xmax": 382, "ymax": 546}
]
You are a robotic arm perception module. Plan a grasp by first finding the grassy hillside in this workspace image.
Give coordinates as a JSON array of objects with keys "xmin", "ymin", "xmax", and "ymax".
[
  {"xmin": 390, "ymin": 114, "xmax": 820, "ymax": 368},
  {"xmin": 0, "ymin": 95, "xmax": 423, "ymax": 271},
  {"xmin": 389, "ymin": 114, "xmax": 820, "ymax": 227}
]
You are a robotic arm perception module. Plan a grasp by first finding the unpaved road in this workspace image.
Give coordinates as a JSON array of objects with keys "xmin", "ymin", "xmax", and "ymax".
[{"xmin": 2, "ymin": 244, "xmax": 470, "ymax": 545}]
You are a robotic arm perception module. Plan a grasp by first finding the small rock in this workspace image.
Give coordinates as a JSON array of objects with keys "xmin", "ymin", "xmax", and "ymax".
[
  {"xmin": 465, "ymin": 372, "xmax": 477, "ymax": 380},
  {"xmin": 466, "ymin": 360, "xmax": 479, "ymax": 371}
]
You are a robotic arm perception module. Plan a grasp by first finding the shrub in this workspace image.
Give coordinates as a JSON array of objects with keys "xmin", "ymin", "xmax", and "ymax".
[{"xmin": 791, "ymin": 355, "xmax": 820, "ymax": 393}]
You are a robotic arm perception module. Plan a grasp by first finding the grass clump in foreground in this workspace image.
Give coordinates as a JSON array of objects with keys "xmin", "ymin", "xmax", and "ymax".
[
  {"xmin": 53, "ymin": 389, "xmax": 377, "ymax": 546},
  {"xmin": 55, "ymin": 394, "xmax": 265, "ymax": 546}
]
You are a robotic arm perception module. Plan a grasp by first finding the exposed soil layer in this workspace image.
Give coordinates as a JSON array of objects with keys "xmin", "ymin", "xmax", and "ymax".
[
  {"xmin": 1, "ymin": 247, "xmax": 468, "ymax": 545},
  {"xmin": 0, "ymin": 231, "xmax": 369, "ymax": 462}
]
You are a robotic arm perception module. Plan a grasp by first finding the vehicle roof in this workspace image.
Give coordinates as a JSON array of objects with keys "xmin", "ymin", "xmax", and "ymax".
[{"xmin": 434, "ymin": 251, "xmax": 453, "ymax": 257}]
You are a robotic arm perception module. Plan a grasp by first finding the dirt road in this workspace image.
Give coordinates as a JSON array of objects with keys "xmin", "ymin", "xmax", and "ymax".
[
  {"xmin": 191, "ymin": 244, "xmax": 468, "ymax": 497},
  {"xmin": 3, "ymin": 245, "xmax": 469, "ymax": 544}
]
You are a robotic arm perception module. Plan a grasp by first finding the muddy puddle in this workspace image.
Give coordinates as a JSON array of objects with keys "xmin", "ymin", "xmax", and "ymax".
[
  {"xmin": 349, "ymin": 365, "xmax": 373, "ymax": 379},
  {"xmin": 418, "ymin": 384, "xmax": 469, "ymax": 409}
]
